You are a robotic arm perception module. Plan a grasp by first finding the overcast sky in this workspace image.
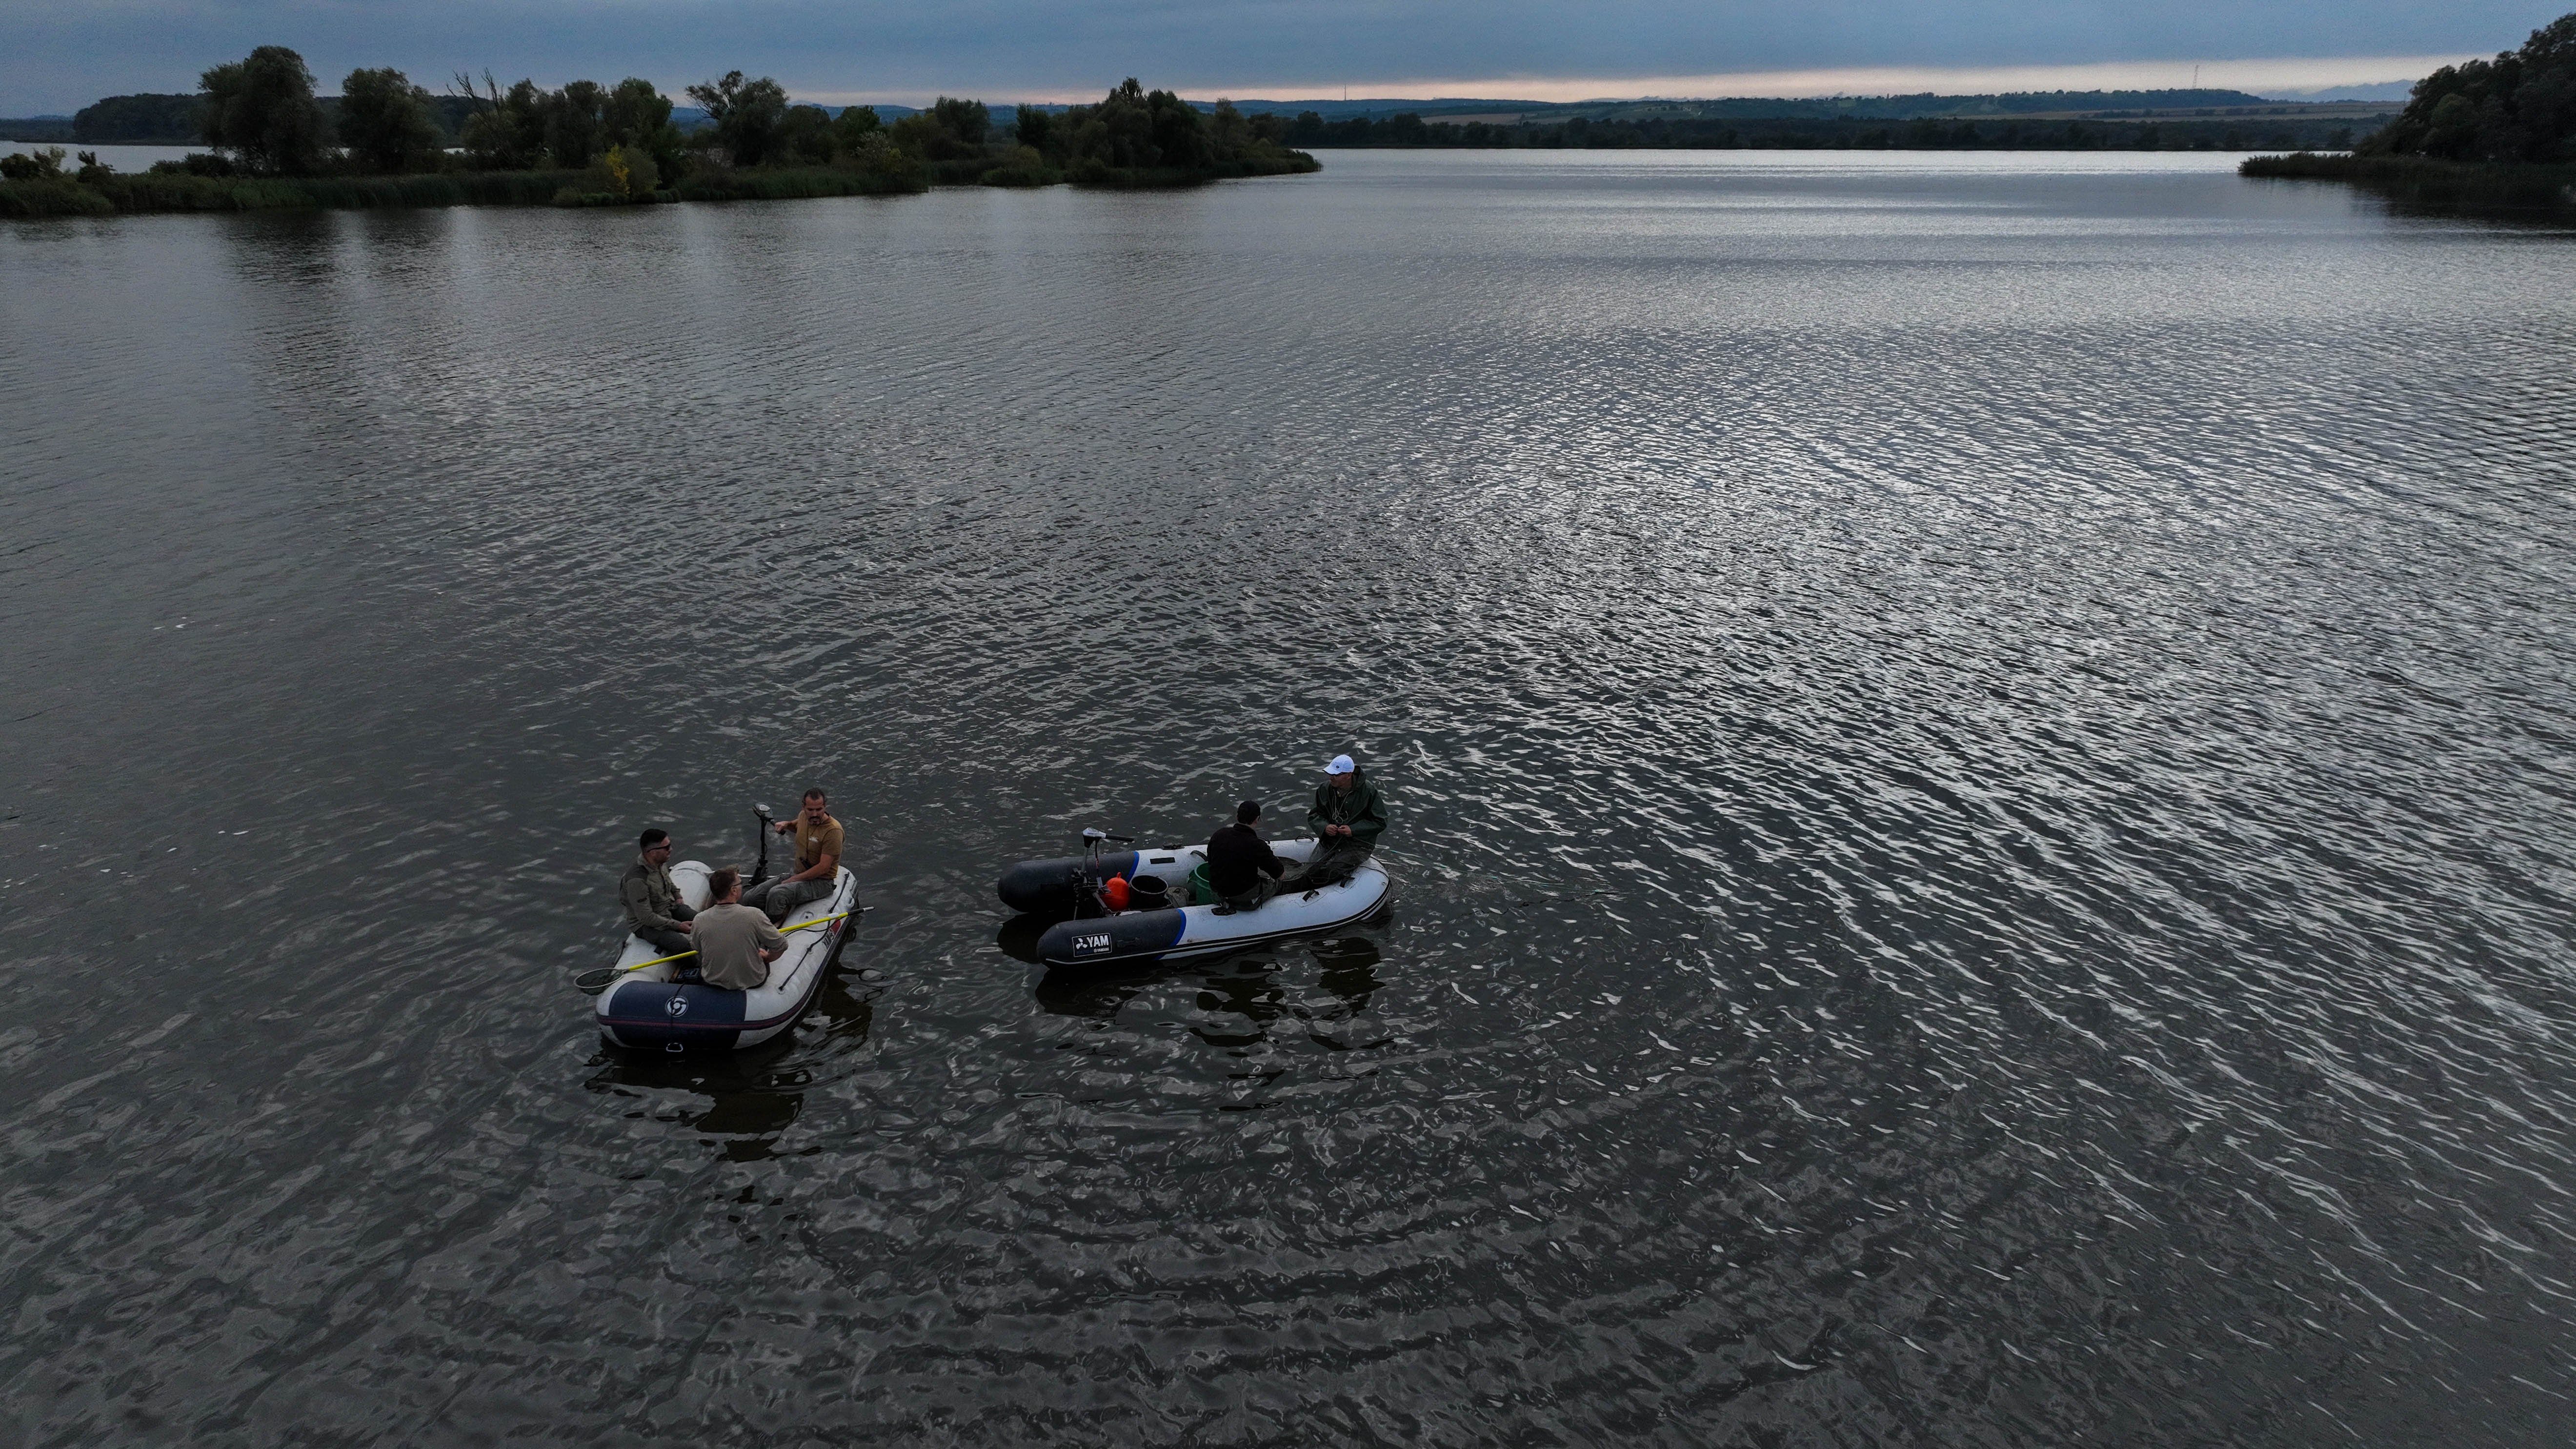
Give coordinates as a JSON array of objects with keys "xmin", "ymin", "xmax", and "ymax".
[{"xmin": 2, "ymin": 0, "xmax": 2560, "ymax": 112}]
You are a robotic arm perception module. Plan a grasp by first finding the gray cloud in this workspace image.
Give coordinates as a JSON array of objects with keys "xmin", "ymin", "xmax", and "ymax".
[{"xmin": 2, "ymin": 0, "xmax": 2556, "ymax": 111}]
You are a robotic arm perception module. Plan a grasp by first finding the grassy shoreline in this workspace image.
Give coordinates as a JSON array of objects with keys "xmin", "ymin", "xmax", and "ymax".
[
  {"xmin": 0, "ymin": 152, "xmax": 1318, "ymax": 219},
  {"xmin": 2241, "ymin": 152, "xmax": 2576, "ymax": 222}
]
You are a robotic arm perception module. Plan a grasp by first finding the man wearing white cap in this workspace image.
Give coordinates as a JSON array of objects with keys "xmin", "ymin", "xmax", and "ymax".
[{"xmin": 1281, "ymin": 752, "xmax": 1387, "ymax": 891}]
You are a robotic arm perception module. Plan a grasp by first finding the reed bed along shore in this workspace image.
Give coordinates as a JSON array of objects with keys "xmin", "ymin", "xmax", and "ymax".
[{"xmin": 2241, "ymin": 152, "xmax": 2576, "ymax": 222}]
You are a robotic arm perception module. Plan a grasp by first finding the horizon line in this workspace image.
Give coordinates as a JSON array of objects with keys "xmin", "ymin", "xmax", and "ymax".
[
  {"xmin": 3, "ymin": 51, "xmax": 2469, "ymax": 117},
  {"xmin": 791, "ymin": 53, "xmax": 2471, "ymax": 109}
]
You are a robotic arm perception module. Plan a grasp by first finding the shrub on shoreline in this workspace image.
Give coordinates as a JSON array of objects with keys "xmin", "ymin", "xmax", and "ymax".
[
  {"xmin": 672, "ymin": 162, "xmax": 931, "ymax": 202},
  {"xmin": 2240, "ymin": 151, "xmax": 2576, "ymax": 221}
]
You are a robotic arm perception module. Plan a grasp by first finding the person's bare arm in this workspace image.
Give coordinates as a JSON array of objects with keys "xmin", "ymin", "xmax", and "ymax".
[{"xmin": 786, "ymin": 848, "xmax": 839, "ymax": 884}]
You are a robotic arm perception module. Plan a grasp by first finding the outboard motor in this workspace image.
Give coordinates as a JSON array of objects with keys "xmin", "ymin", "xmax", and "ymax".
[
  {"xmin": 994, "ymin": 827, "xmax": 1155, "ymax": 915},
  {"xmin": 1071, "ymin": 827, "xmax": 1135, "ymax": 918}
]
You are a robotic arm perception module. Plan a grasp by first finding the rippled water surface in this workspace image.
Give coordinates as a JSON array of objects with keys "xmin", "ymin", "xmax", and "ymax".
[{"xmin": 5, "ymin": 149, "xmax": 2574, "ymax": 1446}]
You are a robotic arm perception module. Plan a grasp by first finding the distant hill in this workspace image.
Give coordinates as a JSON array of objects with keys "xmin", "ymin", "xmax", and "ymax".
[
  {"xmin": 0, "ymin": 116, "xmax": 74, "ymax": 141},
  {"xmin": 1206, "ymin": 88, "xmax": 2306, "ymax": 122},
  {"xmin": 69, "ymin": 93, "xmax": 202, "ymax": 142},
  {"xmin": 2260, "ymin": 80, "xmax": 2418, "ymax": 102}
]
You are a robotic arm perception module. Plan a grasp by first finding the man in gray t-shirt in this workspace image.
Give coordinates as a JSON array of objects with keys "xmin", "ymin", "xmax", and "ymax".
[{"xmin": 688, "ymin": 867, "xmax": 787, "ymax": 990}]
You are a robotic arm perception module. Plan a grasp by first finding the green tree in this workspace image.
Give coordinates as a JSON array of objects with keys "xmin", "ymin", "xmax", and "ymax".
[
  {"xmin": 455, "ymin": 73, "xmax": 546, "ymax": 169},
  {"xmin": 584, "ymin": 143, "xmax": 659, "ymax": 199},
  {"xmin": 1014, "ymin": 104, "xmax": 1053, "ymax": 151},
  {"xmin": 885, "ymin": 112, "xmax": 940, "ymax": 159},
  {"xmin": 931, "ymin": 97, "xmax": 989, "ymax": 148},
  {"xmin": 544, "ymin": 79, "xmax": 608, "ymax": 167},
  {"xmin": 685, "ymin": 70, "xmax": 788, "ymax": 166},
  {"xmin": 1060, "ymin": 79, "xmax": 1158, "ymax": 169},
  {"xmin": 1208, "ymin": 99, "xmax": 1251, "ymax": 158},
  {"xmin": 778, "ymin": 104, "xmax": 835, "ymax": 163},
  {"xmin": 889, "ymin": 97, "xmax": 990, "ymax": 161},
  {"xmin": 1147, "ymin": 89, "xmax": 1210, "ymax": 166},
  {"xmin": 2363, "ymin": 12, "xmax": 2576, "ymax": 162},
  {"xmin": 603, "ymin": 78, "xmax": 687, "ymax": 180},
  {"xmin": 339, "ymin": 67, "xmax": 440, "ymax": 173},
  {"xmin": 831, "ymin": 104, "xmax": 882, "ymax": 156},
  {"xmin": 0, "ymin": 146, "xmax": 67, "ymax": 181},
  {"xmin": 200, "ymin": 45, "xmax": 328, "ymax": 175},
  {"xmin": 1054, "ymin": 79, "xmax": 1218, "ymax": 173}
]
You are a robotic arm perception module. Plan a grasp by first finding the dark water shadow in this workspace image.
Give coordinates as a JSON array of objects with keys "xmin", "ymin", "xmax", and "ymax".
[
  {"xmin": 585, "ymin": 1034, "xmax": 804, "ymax": 1158},
  {"xmin": 1299, "ymin": 936, "xmax": 1392, "ymax": 1048},
  {"xmin": 994, "ymin": 910, "xmax": 1059, "ymax": 965},
  {"xmin": 1030, "ymin": 966, "xmax": 1150, "ymax": 1019},
  {"xmin": 1189, "ymin": 955, "xmax": 1287, "ymax": 1045},
  {"xmin": 580, "ymin": 950, "xmax": 878, "ymax": 1161}
]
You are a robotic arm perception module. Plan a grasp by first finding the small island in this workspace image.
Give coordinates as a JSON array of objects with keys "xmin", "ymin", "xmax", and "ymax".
[
  {"xmin": 2242, "ymin": 11, "xmax": 2576, "ymax": 221},
  {"xmin": 0, "ymin": 48, "xmax": 1319, "ymax": 218}
]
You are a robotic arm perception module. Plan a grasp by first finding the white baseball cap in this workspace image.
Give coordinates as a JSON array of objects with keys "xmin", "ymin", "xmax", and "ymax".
[{"xmin": 1326, "ymin": 754, "xmax": 1355, "ymax": 775}]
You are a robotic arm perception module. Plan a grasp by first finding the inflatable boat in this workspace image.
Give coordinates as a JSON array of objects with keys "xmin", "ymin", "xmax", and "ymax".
[
  {"xmin": 999, "ymin": 836, "xmax": 1391, "ymax": 970},
  {"xmin": 594, "ymin": 861, "xmax": 862, "ymax": 1051}
]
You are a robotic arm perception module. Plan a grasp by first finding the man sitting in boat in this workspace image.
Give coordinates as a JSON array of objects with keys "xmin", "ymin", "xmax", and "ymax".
[
  {"xmin": 689, "ymin": 867, "xmax": 787, "ymax": 989},
  {"xmin": 741, "ymin": 787, "xmax": 842, "ymax": 925},
  {"xmin": 620, "ymin": 828, "xmax": 696, "ymax": 955},
  {"xmin": 1206, "ymin": 799, "xmax": 1287, "ymax": 913},
  {"xmin": 1281, "ymin": 753, "xmax": 1387, "ymax": 891}
]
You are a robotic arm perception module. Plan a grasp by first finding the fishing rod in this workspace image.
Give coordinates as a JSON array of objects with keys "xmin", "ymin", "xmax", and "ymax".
[{"xmin": 621, "ymin": 907, "xmax": 866, "ymax": 973}]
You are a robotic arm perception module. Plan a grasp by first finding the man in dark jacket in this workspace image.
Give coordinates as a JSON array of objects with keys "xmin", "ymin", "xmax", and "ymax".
[
  {"xmin": 1207, "ymin": 800, "xmax": 1286, "ymax": 912},
  {"xmin": 620, "ymin": 828, "xmax": 695, "ymax": 954},
  {"xmin": 1282, "ymin": 753, "xmax": 1387, "ymax": 891}
]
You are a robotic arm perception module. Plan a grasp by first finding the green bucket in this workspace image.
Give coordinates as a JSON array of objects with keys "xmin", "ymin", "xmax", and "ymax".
[{"xmin": 1187, "ymin": 861, "xmax": 1215, "ymax": 906}]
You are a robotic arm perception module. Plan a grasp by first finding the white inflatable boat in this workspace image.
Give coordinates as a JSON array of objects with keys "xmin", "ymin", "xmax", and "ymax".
[
  {"xmin": 595, "ymin": 861, "xmax": 862, "ymax": 1051},
  {"xmin": 1000, "ymin": 836, "xmax": 1391, "ymax": 970}
]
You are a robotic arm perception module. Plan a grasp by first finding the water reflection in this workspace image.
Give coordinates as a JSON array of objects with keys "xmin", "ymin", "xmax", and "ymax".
[
  {"xmin": 582, "ymin": 962, "xmax": 878, "ymax": 1160},
  {"xmin": 1028, "ymin": 966, "xmax": 1145, "ymax": 1019},
  {"xmin": 1187, "ymin": 957, "xmax": 1284, "ymax": 1046},
  {"xmin": 1299, "ymin": 937, "xmax": 1393, "ymax": 1048},
  {"xmin": 993, "ymin": 910, "xmax": 1054, "ymax": 965},
  {"xmin": 585, "ymin": 1037, "xmax": 804, "ymax": 1154}
]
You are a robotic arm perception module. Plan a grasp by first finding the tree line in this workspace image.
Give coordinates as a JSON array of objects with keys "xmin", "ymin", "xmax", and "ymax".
[
  {"xmin": 2357, "ymin": 12, "xmax": 2575, "ymax": 163},
  {"xmin": 2237, "ymin": 12, "xmax": 2575, "ymax": 222},
  {"xmin": 0, "ymin": 45, "xmax": 1316, "ymax": 204},
  {"xmin": 0, "ymin": 45, "xmax": 1319, "ymax": 211}
]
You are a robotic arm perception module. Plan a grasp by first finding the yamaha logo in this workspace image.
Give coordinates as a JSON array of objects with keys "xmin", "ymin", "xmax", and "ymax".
[
  {"xmin": 1075, "ymin": 933, "xmax": 1111, "ymax": 954},
  {"xmin": 664, "ymin": 995, "xmax": 689, "ymax": 1018}
]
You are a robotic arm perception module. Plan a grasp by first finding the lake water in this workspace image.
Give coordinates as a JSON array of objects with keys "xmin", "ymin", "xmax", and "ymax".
[
  {"xmin": 4, "ymin": 149, "xmax": 2573, "ymax": 1446},
  {"xmin": 4, "ymin": 141, "xmax": 204, "ymax": 168}
]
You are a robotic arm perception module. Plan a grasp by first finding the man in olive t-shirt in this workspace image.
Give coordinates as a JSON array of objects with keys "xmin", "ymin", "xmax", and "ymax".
[
  {"xmin": 741, "ymin": 787, "xmax": 843, "ymax": 924},
  {"xmin": 690, "ymin": 867, "xmax": 787, "ymax": 990}
]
